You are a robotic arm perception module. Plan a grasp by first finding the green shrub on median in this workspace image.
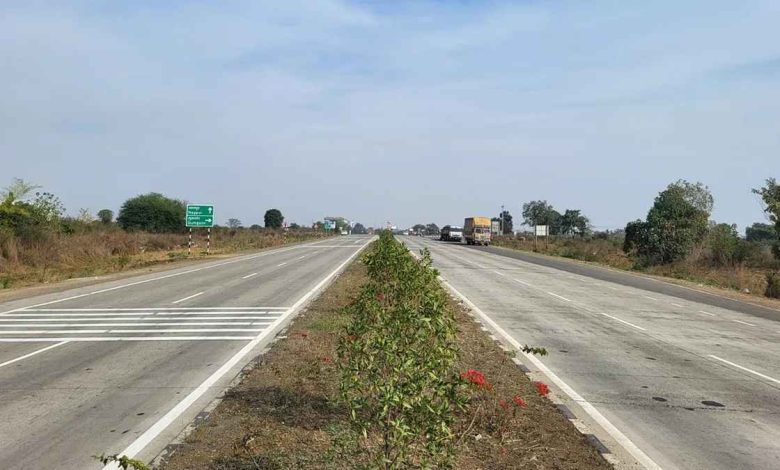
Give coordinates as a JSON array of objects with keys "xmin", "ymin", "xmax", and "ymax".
[{"xmin": 337, "ymin": 231, "xmax": 466, "ymax": 469}]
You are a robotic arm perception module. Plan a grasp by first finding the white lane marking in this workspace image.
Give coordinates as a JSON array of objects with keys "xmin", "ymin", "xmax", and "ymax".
[
  {"xmin": 242, "ymin": 272, "xmax": 258, "ymax": 279},
  {"xmin": 21, "ymin": 307, "xmax": 287, "ymax": 311},
  {"xmin": 277, "ymin": 262, "xmax": 287, "ymax": 267},
  {"xmin": 709, "ymin": 355, "xmax": 780, "ymax": 386},
  {"xmin": 605, "ymin": 285, "xmax": 620, "ymax": 291},
  {"xmin": 670, "ymin": 303, "xmax": 683, "ymax": 308},
  {"xmin": 0, "ymin": 337, "xmax": 255, "ymax": 342},
  {"xmin": 698, "ymin": 310, "xmax": 716, "ymax": 316},
  {"xmin": 297, "ymin": 256, "xmax": 306, "ymax": 260},
  {"xmin": 547, "ymin": 292, "xmax": 572, "ymax": 302},
  {"xmin": 5, "ymin": 312, "xmax": 281, "ymax": 317},
  {"xmin": 513, "ymin": 278, "xmax": 533, "ymax": 287},
  {"xmin": 0, "ymin": 316, "xmax": 279, "ymax": 322},
  {"xmin": 0, "ymin": 342, "xmax": 68, "ymax": 369},
  {"xmin": 643, "ymin": 295, "xmax": 659, "ymax": 301},
  {"xmin": 0, "ymin": 330, "xmax": 107, "ymax": 334},
  {"xmin": 107, "ymin": 328, "xmax": 265, "ymax": 333},
  {"xmin": 171, "ymin": 292, "xmax": 204, "ymax": 304},
  {"xmin": 0, "ymin": 322, "xmax": 273, "ymax": 328},
  {"xmin": 2, "ymin": 247, "xmax": 310, "ymax": 314},
  {"xmin": 492, "ymin": 270, "xmax": 505, "ymax": 276},
  {"xmin": 102, "ymin": 238, "xmax": 373, "ymax": 470},
  {"xmin": 441, "ymin": 280, "xmax": 662, "ymax": 470},
  {"xmin": 598, "ymin": 313, "xmax": 647, "ymax": 331},
  {"xmin": 731, "ymin": 319, "xmax": 756, "ymax": 327}
]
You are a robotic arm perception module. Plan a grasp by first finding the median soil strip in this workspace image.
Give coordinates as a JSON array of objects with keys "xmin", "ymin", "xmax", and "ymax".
[{"xmin": 159, "ymin": 253, "xmax": 611, "ymax": 469}]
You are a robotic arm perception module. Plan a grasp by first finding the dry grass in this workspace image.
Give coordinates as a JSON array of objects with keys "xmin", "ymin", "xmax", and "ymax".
[
  {"xmin": 0, "ymin": 228, "xmax": 331, "ymax": 289},
  {"xmin": 160, "ymin": 255, "xmax": 611, "ymax": 470},
  {"xmin": 493, "ymin": 236, "xmax": 778, "ymax": 298}
]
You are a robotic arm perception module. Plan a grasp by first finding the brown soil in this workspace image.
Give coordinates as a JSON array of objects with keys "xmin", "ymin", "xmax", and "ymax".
[{"xmin": 159, "ymin": 257, "xmax": 611, "ymax": 470}]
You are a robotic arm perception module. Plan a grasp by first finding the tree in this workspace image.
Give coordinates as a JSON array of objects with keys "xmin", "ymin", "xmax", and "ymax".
[
  {"xmin": 412, "ymin": 224, "xmax": 426, "ymax": 235},
  {"xmin": 425, "ymin": 223, "xmax": 440, "ymax": 235},
  {"xmin": 522, "ymin": 200, "xmax": 554, "ymax": 227},
  {"xmin": 1, "ymin": 178, "xmax": 40, "ymax": 203},
  {"xmin": 499, "ymin": 210, "xmax": 513, "ymax": 234},
  {"xmin": 745, "ymin": 223, "xmax": 776, "ymax": 242},
  {"xmin": 560, "ymin": 209, "xmax": 590, "ymax": 237},
  {"xmin": 227, "ymin": 218, "xmax": 242, "ymax": 229},
  {"xmin": 97, "ymin": 209, "xmax": 113, "ymax": 224},
  {"xmin": 352, "ymin": 222, "xmax": 367, "ymax": 234},
  {"xmin": 289, "ymin": 222, "xmax": 301, "ymax": 230},
  {"xmin": 116, "ymin": 193, "xmax": 186, "ymax": 233},
  {"xmin": 626, "ymin": 180, "xmax": 713, "ymax": 264},
  {"xmin": 753, "ymin": 178, "xmax": 780, "ymax": 258},
  {"xmin": 707, "ymin": 223, "xmax": 740, "ymax": 266},
  {"xmin": 264, "ymin": 209, "xmax": 284, "ymax": 229}
]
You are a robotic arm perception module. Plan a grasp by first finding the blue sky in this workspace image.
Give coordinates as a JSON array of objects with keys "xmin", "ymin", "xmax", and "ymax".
[{"xmin": 2, "ymin": 1, "xmax": 778, "ymax": 231}]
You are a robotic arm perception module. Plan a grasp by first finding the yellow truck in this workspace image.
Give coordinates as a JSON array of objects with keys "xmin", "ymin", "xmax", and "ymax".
[{"xmin": 463, "ymin": 216, "xmax": 492, "ymax": 245}]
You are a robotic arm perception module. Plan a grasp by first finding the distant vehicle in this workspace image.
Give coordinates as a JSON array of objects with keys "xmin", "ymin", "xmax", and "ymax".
[
  {"xmin": 464, "ymin": 217, "xmax": 492, "ymax": 245},
  {"xmin": 340, "ymin": 229, "xmax": 348, "ymax": 235},
  {"xmin": 440, "ymin": 225, "xmax": 463, "ymax": 242}
]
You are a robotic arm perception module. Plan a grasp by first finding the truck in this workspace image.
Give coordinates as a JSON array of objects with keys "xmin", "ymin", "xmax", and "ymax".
[
  {"xmin": 440, "ymin": 225, "xmax": 463, "ymax": 242},
  {"xmin": 463, "ymin": 216, "xmax": 492, "ymax": 245}
]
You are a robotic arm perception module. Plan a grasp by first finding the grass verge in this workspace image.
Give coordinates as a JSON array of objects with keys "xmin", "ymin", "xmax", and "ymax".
[{"xmin": 158, "ymin": 249, "xmax": 610, "ymax": 469}]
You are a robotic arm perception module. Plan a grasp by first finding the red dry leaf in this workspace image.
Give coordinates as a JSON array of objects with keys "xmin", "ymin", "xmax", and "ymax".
[
  {"xmin": 460, "ymin": 369, "xmax": 491, "ymax": 389},
  {"xmin": 512, "ymin": 395, "xmax": 527, "ymax": 407},
  {"xmin": 533, "ymin": 381, "xmax": 550, "ymax": 397}
]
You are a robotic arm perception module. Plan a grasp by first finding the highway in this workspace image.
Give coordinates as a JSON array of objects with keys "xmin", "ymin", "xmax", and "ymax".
[
  {"xmin": 0, "ymin": 235, "xmax": 372, "ymax": 469},
  {"xmin": 404, "ymin": 236, "xmax": 780, "ymax": 470}
]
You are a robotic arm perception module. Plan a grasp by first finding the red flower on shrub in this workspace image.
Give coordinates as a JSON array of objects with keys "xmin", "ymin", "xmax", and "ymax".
[
  {"xmin": 498, "ymin": 399, "xmax": 509, "ymax": 410},
  {"xmin": 533, "ymin": 381, "xmax": 550, "ymax": 397},
  {"xmin": 461, "ymin": 369, "xmax": 491, "ymax": 389},
  {"xmin": 512, "ymin": 395, "xmax": 527, "ymax": 408}
]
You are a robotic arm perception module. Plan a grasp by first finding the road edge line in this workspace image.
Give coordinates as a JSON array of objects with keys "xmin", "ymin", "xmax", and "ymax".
[{"xmin": 0, "ymin": 341, "xmax": 68, "ymax": 369}]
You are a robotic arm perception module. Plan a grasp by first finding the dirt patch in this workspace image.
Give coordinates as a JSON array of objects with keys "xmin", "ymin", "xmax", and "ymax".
[{"xmin": 159, "ymin": 257, "xmax": 611, "ymax": 470}]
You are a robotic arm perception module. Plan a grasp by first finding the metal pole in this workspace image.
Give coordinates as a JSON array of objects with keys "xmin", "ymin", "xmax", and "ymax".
[
  {"xmin": 188, "ymin": 228, "xmax": 192, "ymax": 256},
  {"xmin": 207, "ymin": 228, "xmax": 211, "ymax": 254}
]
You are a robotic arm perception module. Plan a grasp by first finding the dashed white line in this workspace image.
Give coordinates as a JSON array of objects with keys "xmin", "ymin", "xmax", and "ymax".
[
  {"xmin": 513, "ymin": 278, "xmax": 533, "ymax": 287},
  {"xmin": 547, "ymin": 292, "xmax": 572, "ymax": 302},
  {"xmin": 277, "ymin": 262, "xmax": 287, "ymax": 267},
  {"xmin": 492, "ymin": 270, "xmax": 505, "ymax": 276},
  {"xmin": 605, "ymin": 285, "xmax": 620, "ymax": 291},
  {"xmin": 698, "ymin": 310, "xmax": 716, "ymax": 316},
  {"xmin": 643, "ymin": 295, "xmax": 659, "ymax": 301},
  {"xmin": 242, "ymin": 272, "xmax": 258, "ymax": 279},
  {"xmin": 731, "ymin": 319, "xmax": 756, "ymax": 327},
  {"xmin": 709, "ymin": 355, "xmax": 780, "ymax": 385},
  {"xmin": 670, "ymin": 303, "xmax": 684, "ymax": 308},
  {"xmin": 298, "ymin": 255, "xmax": 306, "ymax": 260},
  {"xmin": 0, "ymin": 342, "xmax": 68, "ymax": 369},
  {"xmin": 598, "ymin": 313, "xmax": 647, "ymax": 331},
  {"xmin": 171, "ymin": 292, "xmax": 204, "ymax": 304}
]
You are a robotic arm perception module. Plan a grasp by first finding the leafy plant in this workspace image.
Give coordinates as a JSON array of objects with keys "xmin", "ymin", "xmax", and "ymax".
[
  {"xmin": 337, "ymin": 231, "xmax": 466, "ymax": 469},
  {"xmin": 93, "ymin": 454, "xmax": 151, "ymax": 470}
]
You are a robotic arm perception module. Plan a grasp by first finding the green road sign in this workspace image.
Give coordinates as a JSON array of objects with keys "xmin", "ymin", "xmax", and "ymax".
[
  {"xmin": 324, "ymin": 220, "xmax": 336, "ymax": 230},
  {"xmin": 186, "ymin": 204, "xmax": 214, "ymax": 227}
]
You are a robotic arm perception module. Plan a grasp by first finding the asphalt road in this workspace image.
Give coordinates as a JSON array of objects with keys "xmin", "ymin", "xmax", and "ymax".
[
  {"xmin": 0, "ymin": 235, "xmax": 372, "ymax": 470},
  {"xmin": 404, "ymin": 236, "xmax": 780, "ymax": 470}
]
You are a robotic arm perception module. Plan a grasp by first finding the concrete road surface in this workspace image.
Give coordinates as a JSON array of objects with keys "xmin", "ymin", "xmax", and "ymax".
[
  {"xmin": 0, "ymin": 235, "xmax": 372, "ymax": 469},
  {"xmin": 404, "ymin": 236, "xmax": 780, "ymax": 470}
]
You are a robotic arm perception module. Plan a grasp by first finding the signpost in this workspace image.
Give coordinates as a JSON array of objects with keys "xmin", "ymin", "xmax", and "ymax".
[
  {"xmin": 186, "ymin": 204, "xmax": 215, "ymax": 255},
  {"xmin": 534, "ymin": 225, "xmax": 549, "ymax": 250},
  {"xmin": 324, "ymin": 220, "xmax": 336, "ymax": 232}
]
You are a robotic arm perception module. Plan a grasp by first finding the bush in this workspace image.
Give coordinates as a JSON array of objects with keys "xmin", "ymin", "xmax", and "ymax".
[
  {"xmin": 117, "ymin": 193, "xmax": 185, "ymax": 233},
  {"xmin": 338, "ymin": 231, "xmax": 465, "ymax": 468},
  {"xmin": 766, "ymin": 272, "xmax": 780, "ymax": 299}
]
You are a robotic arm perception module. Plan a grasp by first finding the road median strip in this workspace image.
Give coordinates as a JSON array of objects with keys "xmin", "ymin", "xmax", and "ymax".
[{"xmin": 155, "ymin": 234, "xmax": 612, "ymax": 470}]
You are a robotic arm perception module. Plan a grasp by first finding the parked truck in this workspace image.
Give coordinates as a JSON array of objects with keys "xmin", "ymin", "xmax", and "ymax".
[{"xmin": 463, "ymin": 216, "xmax": 492, "ymax": 245}]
